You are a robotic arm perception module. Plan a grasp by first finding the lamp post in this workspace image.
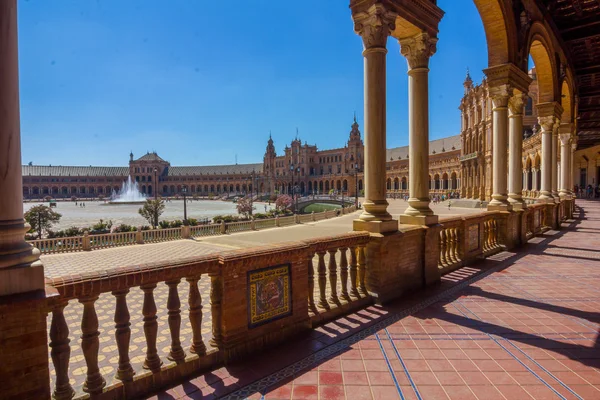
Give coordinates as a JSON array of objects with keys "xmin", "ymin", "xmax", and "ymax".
[
  {"xmin": 182, "ymin": 185, "xmax": 188, "ymax": 225},
  {"xmin": 354, "ymin": 163, "xmax": 359, "ymax": 208},
  {"xmin": 153, "ymin": 168, "xmax": 158, "ymax": 200}
]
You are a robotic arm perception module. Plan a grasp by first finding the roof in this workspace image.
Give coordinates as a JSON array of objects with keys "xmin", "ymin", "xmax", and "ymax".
[
  {"xmin": 135, "ymin": 152, "xmax": 166, "ymax": 162},
  {"xmin": 386, "ymin": 135, "xmax": 461, "ymax": 160},
  {"xmin": 167, "ymin": 163, "xmax": 263, "ymax": 176},
  {"xmin": 22, "ymin": 165, "xmax": 129, "ymax": 177}
]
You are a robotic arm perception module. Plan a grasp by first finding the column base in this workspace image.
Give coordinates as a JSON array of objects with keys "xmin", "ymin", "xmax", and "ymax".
[
  {"xmin": 0, "ymin": 262, "xmax": 45, "ymax": 296},
  {"xmin": 487, "ymin": 203, "xmax": 511, "ymax": 211},
  {"xmin": 399, "ymin": 214, "xmax": 438, "ymax": 226},
  {"xmin": 353, "ymin": 219, "xmax": 398, "ymax": 234},
  {"xmin": 508, "ymin": 197, "xmax": 526, "ymax": 210},
  {"xmin": 537, "ymin": 194, "xmax": 554, "ymax": 204}
]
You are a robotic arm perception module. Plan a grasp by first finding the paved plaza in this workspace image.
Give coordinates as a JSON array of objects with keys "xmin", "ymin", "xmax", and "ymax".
[
  {"xmin": 41, "ymin": 199, "xmax": 480, "ymax": 279},
  {"xmin": 142, "ymin": 199, "xmax": 600, "ymax": 399}
]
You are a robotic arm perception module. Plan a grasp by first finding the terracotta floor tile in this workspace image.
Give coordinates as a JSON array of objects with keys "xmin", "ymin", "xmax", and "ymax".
[
  {"xmin": 291, "ymin": 385, "xmax": 318, "ymax": 400},
  {"xmin": 468, "ymin": 384, "xmax": 506, "ymax": 400},
  {"xmin": 341, "ymin": 359, "xmax": 365, "ymax": 372},
  {"xmin": 459, "ymin": 371, "xmax": 492, "ymax": 386},
  {"xmin": 370, "ymin": 385, "xmax": 402, "ymax": 400},
  {"xmin": 319, "ymin": 385, "xmax": 346, "ymax": 400},
  {"xmin": 416, "ymin": 385, "xmax": 450, "ymax": 400},
  {"xmin": 427, "ymin": 359, "xmax": 456, "ymax": 372},
  {"xmin": 265, "ymin": 384, "xmax": 292, "ymax": 400},
  {"xmin": 293, "ymin": 370, "xmax": 318, "ymax": 385},
  {"xmin": 342, "ymin": 371, "xmax": 369, "ymax": 385},
  {"xmin": 366, "ymin": 371, "xmax": 395, "ymax": 386},
  {"xmin": 443, "ymin": 385, "xmax": 477, "ymax": 400},
  {"xmin": 435, "ymin": 371, "xmax": 464, "ymax": 386},
  {"xmin": 483, "ymin": 371, "xmax": 518, "ymax": 385},
  {"xmin": 346, "ymin": 385, "xmax": 374, "ymax": 400},
  {"xmin": 320, "ymin": 371, "xmax": 343, "ymax": 385}
]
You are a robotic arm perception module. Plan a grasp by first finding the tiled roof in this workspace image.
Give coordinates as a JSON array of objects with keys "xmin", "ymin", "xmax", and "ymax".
[
  {"xmin": 135, "ymin": 152, "xmax": 166, "ymax": 162},
  {"xmin": 22, "ymin": 165, "xmax": 129, "ymax": 177},
  {"xmin": 168, "ymin": 163, "xmax": 263, "ymax": 176},
  {"xmin": 386, "ymin": 135, "xmax": 461, "ymax": 160}
]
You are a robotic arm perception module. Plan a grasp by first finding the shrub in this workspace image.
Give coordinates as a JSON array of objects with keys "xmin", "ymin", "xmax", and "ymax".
[
  {"xmin": 114, "ymin": 224, "xmax": 135, "ymax": 233},
  {"xmin": 170, "ymin": 220, "xmax": 183, "ymax": 228},
  {"xmin": 158, "ymin": 220, "xmax": 171, "ymax": 229},
  {"xmin": 187, "ymin": 218, "xmax": 198, "ymax": 226}
]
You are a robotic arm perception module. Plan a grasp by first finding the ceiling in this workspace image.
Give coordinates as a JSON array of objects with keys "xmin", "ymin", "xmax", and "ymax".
[{"xmin": 542, "ymin": 0, "xmax": 600, "ymax": 149}]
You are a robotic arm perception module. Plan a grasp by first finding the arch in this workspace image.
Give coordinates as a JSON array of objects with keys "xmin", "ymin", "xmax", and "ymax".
[
  {"xmin": 141, "ymin": 185, "xmax": 146, "ymax": 194},
  {"xmin": 300, "ymin": 181, "xmax": 305, "ymax": 194},
  {"xmin": 69, "ymin": 187, "xmax": 76, "ymax": 195},
  {"xmin": 343, "ymin": 179, "xmax": 348, "ymax": 191},
  {"xmin": 79, "ymin": 186, "xmax": 85, "ymax": 194},
  {"xmin": 325, "ymin": 181, "xmax": 330, "ymax": 191},
  {"xmin": 533, "ymin": 152, "xmax": 541, "ymax": 169},
  {"xmin": 33, "ymin": 187, "xmax": 40, "ymax": 195},
  {"xmin": 442, "ymin": 172, "xmax": 449, "ymax": 190},
  {"xmin": 358, "ymin": 179, "xmax": 363, "ymax": 191},
  {"xmin": 308, "ymin": 181, "xmax": 313, "ymax": 192},
  {"xmin": 97, "ymin": 186, "xmax": 103, "ymax": 194},
  {"xmin": 51, "ymin": 187, "xmax": 59, "ymax": 195},
  {"xmin": 23, "ymin": 187, "xmax": 29, "ymax": 197},
  {"xmin": 319, "ymin": 181, "xmax": 324, "ymax": 192},
  {"xmin": 526, "ymin": 25, "xmax": 558, "ymax": 103},
  {"xmin": 386, "ymin": 177, "xmax": 392, "ymax": 190},
  {"xmin": 393, "ymin": 177, "xmax": 399, "ymax": 190},
  {"xmin": 170, "ymin": 185, "xmax": 176, "ymax": 194},
  {"xmin": 434, "ymin": 174, "xmax": 441, "ymax": 190},
  {"xmin": 450, "ymin": 172, "xmax": 458, "ymax": 190},
  {"xmin": 401, "ymin": 177, "xmax": 407, "ymax": 190},
  {"xmin": 163, "ymin": 185, "xmax": 168, "ymax": 194},
  {"xmin": 472, "ymin": 0, "xmax": 516, "ymax": 66},
  {"xmin": 336, "ymin": 180, "xmax": 341, "ymax": 191},
  {"xmin": 560, "ymin": 77, "xmax": 573, "ymax": 123},
  {"xmin": 236, "ymin": 184, "xmax": 240, "ymax": 192},
  {"xmin": 61, "ymin": 187, "xmax": 68, "ymax": 195}
]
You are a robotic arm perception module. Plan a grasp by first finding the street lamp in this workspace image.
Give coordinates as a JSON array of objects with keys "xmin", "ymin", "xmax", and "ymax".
[
  {"xmin": 153, "ymin": 168, "xmax": 158, "ymax": 200},
  {"xmin": 182, "ymin": 185, "xmax": 188, "ymax": 225},
  {"xmin": 354, "ymin": 163, "xmax": 359, "ymax": 208}
]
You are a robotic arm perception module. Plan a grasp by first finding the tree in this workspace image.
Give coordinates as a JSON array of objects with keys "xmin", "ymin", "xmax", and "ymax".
[
  {"xmin": 236, "ymin": 196, "xmax": 255, "ymax": 219},
  {"xmin": 24, "ymin": 205, "xmax": 62, "ymax": 238},
  {"xmin": 138, "ymin": 198, "xmax": 165, "ymax": 228},
  {"xmin": 275, "ymin": 194, "xmax": 293, "ymax": 211}
]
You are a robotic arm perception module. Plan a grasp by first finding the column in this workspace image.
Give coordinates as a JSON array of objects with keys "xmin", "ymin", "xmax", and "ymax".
[
  {"xmin": 571, "ymin": 140, "xmax": 577, "ymax": 195},
  {"xmin": 559, "ymin": 129, "xmax": 571, "ymax": 198},
  {"xmin": 0, "ymin": 0, "xmax": 44, "ymax": 295},
  {"xmin": 399, "ymin": 32, "xmax": 439, "ymax": 226},
  {"xmin": 352, "ymin": 4, "xmax": 397, "ymax": 233},
  {"xmin": 507, "ymin": 91, "xmax": 526, "ymax": 209},
  {"xmin": 538, "ymin": 116, "xmax": 555, "ymax": 202},
  {"xmin": 551, "ymin": 119, "xmax": 560, "ymax": 202},
  {"xmin": 487, "ymin": 85, "xmax": 511, "ymax": 211}
]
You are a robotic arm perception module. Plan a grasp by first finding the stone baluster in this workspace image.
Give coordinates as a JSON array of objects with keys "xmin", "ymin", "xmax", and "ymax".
[
  {"xmin": 307, "ymin": 253, "xmax": 316, "ymax": 311},
  {"xmin": 317, "ymin": 251, "xmax": 329, "ymax": 309},
  {"xmin": 439, "ymin": 230, "xmax": 447, "ymax": 266},
  {"xmin": 357, "ymin": 245, "xmax": 367, "ymax": 295},
  {"xmin": 141, "ymin": 284, "xmax": 162, "ymax": 371},
  {"xmin": 349, "ymin": 246, "xmax": 360, "ymax": 298},
  {"xmin": 452, "ymin": 229, "xmax": 461, "ymax": 262},
  {"xmin": 209, "ymin": 273, "xmax": 223, "ymax": 348},
  {"xmin": 113, "ymin": 289, "xmax": 134, "ymax": 380},
  {"xmin": 445, "ymin": 229, "xmax": 453, "ymax": 265},
  {"xmin": 79, "ymin": 296, "xmax": 106, "ymax": 394},
  {"xmin": 327, "ymin": 248, "xmax": 339, "ymax": 305},
  {"xmin": 339, "ymin": 247, "xmax": 350, "ymax": 301},
  {"xmin": 482, "ymin": 222, "xmax": 489, "ymax": 252},
  {"xmin": 492, "ymin": 220, "xmax": 499, "ymax": 247},
  {"xmin": 49, "ymin": 301, "xmax": 75, "ymax": 400},
  {"xmin": 187, "ymin": 276, "xmax": 207, "ymax": 355},
  {"xmin": 166, "ymin": 280, "xmax": 185, "ymax": 362}
]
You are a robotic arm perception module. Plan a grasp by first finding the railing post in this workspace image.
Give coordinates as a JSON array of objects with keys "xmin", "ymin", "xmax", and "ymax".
[
  {"xmin": 327, "ymin": 248, "xmax": 339, "ymax": 305},
  {"xmin": 49, "ymin": 301, "xmax": 75, "ymax": 400},
  {"xmin": 439, "ymin": 230, "xmax": 447, "ymax": 267},
  {"xmin": 311, "ymin": 211, "xmax": 316, "ymax": 221},
  {"xmin": 79, "ymin": 296, "xmax": 106, "ymax": 394},
  {"xmin": 317, "ymin": 251, "xmax": 329, "ymax": 309},
  {"xmin": 166, "ymin": 280, "xmax": 186, "ymax": 362},
  {"xmin": 349, "ymin": 246, "xmax": 359, "ymax": 298},
  {"xmin": 181, "ymin": 225, "xmax": 191, "ymax": 239},
  {"xmin": 112, "ymin": 289, "xmax": 135, "ymax": 381},
  {"xmin": 251, "ymin": 218, "xmax": 256, "ymax": 230},
  {"xmin": 136, "ymin": 226, "xmax": 144, "ymax": 244},
  {"xmin": 307, "ymin": 252, "xmax": 316, "ymax": 311},
  {"xmin": 141, "ymin": 284, "xmax": 162, "ymax": 371},
  {"xmin": 295, "ymin": 214, "xmax": 300, "ymax": 224},
  {"xmin": 276, "ymin": 215, "xmax": 280, "ymax": 227},
  {"xmin": 220, "ymin": 220, "xmax": 226, "ymax": 234},
  {"xmin": 357, "ymin": 245, "xmax": 367, "ymax": 295},
  {"xmin": 82, "ymin": 230, "xmax": 91, "ymax": 251},
  {"xmin": 209, "ymin": 272, "xmax": 223, "ymax": 348},
  {"xmin": 339, "ymin": 247, "xmax": 350, "ymax": 301},
  {"xmin": 187, "ymin": 275, "xmax": 207, "ymax": 355}
]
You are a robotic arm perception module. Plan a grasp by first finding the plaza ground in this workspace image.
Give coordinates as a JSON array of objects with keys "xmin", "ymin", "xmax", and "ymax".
[{"xmin": 146, "ymin": 199, "xmax": 600, "ymax": 399}]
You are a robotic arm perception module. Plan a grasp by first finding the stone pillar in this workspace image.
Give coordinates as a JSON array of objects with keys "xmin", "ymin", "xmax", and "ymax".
[
  {"xmin": 0, "ymin": 0, "xmax": 44, "ymax": 295},
  {"xmin": 532, "ymin": 168, "xmax": 538, "ymax": 192},
  {"xmin": 551, "ymin": 119, "xmax": 560, "ymax": 202},
  {"xmin": 507, "ymin": 92, "xmax": 526, "ymax": 209},
  {"xmin": 538, "ymin": 116, "xmax": 555, "ymax": 202},
  {"xmin": 571, "ymin": 141, "xmax": 577, "ymax": 194},
  {"xmin": 352, "ymin": 4, "xmax": 397, "ymax": 233},
  {"xmin": 399, "ymin": 32, "xmax": 438, "ymax": 226},
  {"xmin": 559, "ymin": 127, "xmax": 572, "ymax": 199},
  {"xmin": 487, "ymin": 85, "xmax": 511, "ymax": 211}
]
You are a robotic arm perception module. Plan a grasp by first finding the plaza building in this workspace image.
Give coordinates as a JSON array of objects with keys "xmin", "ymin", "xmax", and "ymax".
[{"xmin": 21, "ymin": 116, "xmax": 462, "ymax": 200}]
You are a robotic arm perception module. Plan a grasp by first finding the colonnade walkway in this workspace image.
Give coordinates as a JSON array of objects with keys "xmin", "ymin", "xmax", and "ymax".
[{"xmin": 149, "ymin": 199, "xmax": 600, "ymax": 400}]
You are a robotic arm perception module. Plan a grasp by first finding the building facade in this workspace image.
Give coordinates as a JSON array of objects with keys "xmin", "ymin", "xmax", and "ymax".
[{"xmin": 21, "ymin": 117, "xmax": 462, "ymax": 200}]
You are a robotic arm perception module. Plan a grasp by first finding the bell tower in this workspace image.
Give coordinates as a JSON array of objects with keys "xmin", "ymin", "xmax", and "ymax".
[{"xmin": 263, "ymin": 133, "xmax": 277, "ymax": 193}]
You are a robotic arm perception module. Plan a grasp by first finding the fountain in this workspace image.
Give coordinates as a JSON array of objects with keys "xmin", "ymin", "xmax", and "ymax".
[{"xmin": 107, "ymin": 176, "xmax": 147, "ymax": 204}]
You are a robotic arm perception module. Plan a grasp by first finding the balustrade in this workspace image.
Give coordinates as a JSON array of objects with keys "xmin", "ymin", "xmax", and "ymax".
[{"xmin": 438, "ymin": 219, "xmax": 462, "ymax": 270}]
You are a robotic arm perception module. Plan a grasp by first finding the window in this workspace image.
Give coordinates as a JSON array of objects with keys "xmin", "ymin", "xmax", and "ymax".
[{"xmin": 525, "ymin": 96, "xmax": 533, "ymax": 116}]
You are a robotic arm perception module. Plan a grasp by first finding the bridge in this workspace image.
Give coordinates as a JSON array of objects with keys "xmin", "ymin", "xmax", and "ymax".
[{"xmin": 292, "ymin": 195, "xmax": 356, "ymax": 212}]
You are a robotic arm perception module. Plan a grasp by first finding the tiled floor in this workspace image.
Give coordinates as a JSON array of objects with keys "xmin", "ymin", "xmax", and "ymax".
[{"xmin": 148, "ymin": 200, "xmax": 600, "ymax": 399}]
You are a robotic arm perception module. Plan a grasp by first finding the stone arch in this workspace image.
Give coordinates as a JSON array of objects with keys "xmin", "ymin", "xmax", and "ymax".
[
  {"xmin": 533, "ymin": 152, "xmax": 541, "ymax": 169},
  {"xmin": 472, "ymin": 0, "xmax": 517, "ymax": 66},
  {"xmin": 401, "ymin": 177, "xmax": 407, "ymax": 190},
  {"xmin": 526, "ymin": 24, "xmax": 558, "ymax": 103},
  {"xmin": 386, "ymin": 177, "xmax": 392, "ymax": 190},
  {"xmin": 343, "ymin": 179, "xmax": 348, "ymax": 191},
  {"xmin": 325, "ymin": 181, "xmax": 330, "ymax": 191},
  {"xmin": 393, "ymin": 177, "xmax": 399, "ymax": 190},
  {"xmin": 319, "ymin": 181, "xmax": 324, "ymax": 192},
  {"xmin": 163, "ymin": 185, "xmax": 168, "ymax": 194},
  {"xmin": 32, "ymin": 187, "xmax": 40, "ymax": 195},
  {"xmin": 358, "ymin": 179, "xmax": 363, "ymax": 191},
  {"xmin": 560, "ymin": 76, "xmax": 574, "ymax": 123}
]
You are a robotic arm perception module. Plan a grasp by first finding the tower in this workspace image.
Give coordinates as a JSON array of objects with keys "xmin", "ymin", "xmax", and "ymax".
[
  {"xmin": 463, "ymin": 68, "xmax": 473, "ymax": 95},
  {"xmin": 263, "ymin": 132, "xmax": 276, "ymax": 194}
]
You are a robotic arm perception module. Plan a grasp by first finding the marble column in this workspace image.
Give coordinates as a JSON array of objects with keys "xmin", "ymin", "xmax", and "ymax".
[
  {"xmin": 0, "ymin": 0, "xmax": 44, "ymax": 296},
  {"xmin": 538, "ymin": 116, "xmax": 555, "ymax": 203},
  {"xmin": 352, "ymin": 4, "xmax": 397, "ymax": 233},
  {"xmin": 551, "ymin": 119, "xmax": 560, "ymax": 202},
  {"xmin": 571, "ymin": 141, "xmax": 577, "ymax": 194},
  {"xmin": 399, "ymin": 32, "xmax": 439, "ymax": 226},
  {"xmin": 507, "ymin": 92, "xmax": 526, "ymax": 209},
  {"xmin": 487, "ymin": 85, "xmax": 511, "ymax": 211},
  {"xmin": 532, "ymin": 168, "xmax": 538, "ymax": 193},
  {"xmin": 559, "ymin": 131, "xmax": 571, "ymax": 199}
]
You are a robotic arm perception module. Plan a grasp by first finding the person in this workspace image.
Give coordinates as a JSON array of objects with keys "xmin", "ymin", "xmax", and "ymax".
[{"xmin": 448, "ymin": 200, "xmax": 452, "ymax": 210}]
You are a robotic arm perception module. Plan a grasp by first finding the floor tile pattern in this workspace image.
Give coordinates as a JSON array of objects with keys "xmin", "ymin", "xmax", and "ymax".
[{"xmin": 146, "ymin": 200, "xmax": 600, "ymax": 400}]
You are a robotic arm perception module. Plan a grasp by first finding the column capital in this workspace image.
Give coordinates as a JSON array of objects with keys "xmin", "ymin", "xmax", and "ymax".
[
  {"xmin": 483, "ymin": 63, "xmax": 532, "ymax": 94},
  {"xmin": 558, "ymin": 122, "xmax": 573, "ymax": 135},
  {"xmin": 507, "ymin": 91, "xmax": 526, "ymax": 116},
  {"xmin": 559, "ymin": 133, "xmax": 572, "ymax": 146},
  {"xmin": 399, "ymin": 32, "xmax": 438, "ymax": 70},
  {"xmin": 488, "ymin": 84, "xmax": 512, "ymax": 108},
  {"xmin": 352, "ymin": 3, "xmax": 397, "ymax": 50},
  {"xmin": 537, "ymin": 115, "xmax": 555, "ymax": 133}
]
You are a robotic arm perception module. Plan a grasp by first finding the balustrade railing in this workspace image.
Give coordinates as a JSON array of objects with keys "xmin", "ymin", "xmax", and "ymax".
[
  {"xmin": 142, "ymin": 227, "xmax": 182, "ymax": 243},
  {"xmin": 190, "ymin": 223, "xmax": 221, "ymax": 237},
  {"xmin": 89, "ymin": 231, "xmax": 137, "ymax": 249},
  {"xmin": 438, "ymin": 218, "xmax": 462, "ymax": 271},
  {"xmin": 28, "ymin": 236, "xmax": 83, "ymax": 254},
  {"xmin": 47, "ymin": 256, "xmax": 221, "ymax": 400},
  {"xmin": 226, "ymin": 220, "xmax": 253, "ymax": 233},
  {"xmin": 304, "ymin": 233, "xmax": 370, "ymax": 316}
]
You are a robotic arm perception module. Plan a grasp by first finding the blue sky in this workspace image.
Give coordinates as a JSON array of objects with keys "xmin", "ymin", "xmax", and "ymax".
[{"xmin": 18, "ymin": 0, "xmax": 487, "ymax": 167}]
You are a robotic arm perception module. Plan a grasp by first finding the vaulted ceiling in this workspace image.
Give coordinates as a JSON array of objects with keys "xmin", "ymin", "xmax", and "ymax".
[{"xmin": 542, "ymin": 0, "xmax": 600, "ymax": 148}]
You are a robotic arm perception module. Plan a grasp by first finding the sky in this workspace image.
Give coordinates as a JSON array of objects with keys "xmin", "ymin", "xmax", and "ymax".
[{"xmin": 18, "ymin": 0, "xmax": 488, "ymax": 167}]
